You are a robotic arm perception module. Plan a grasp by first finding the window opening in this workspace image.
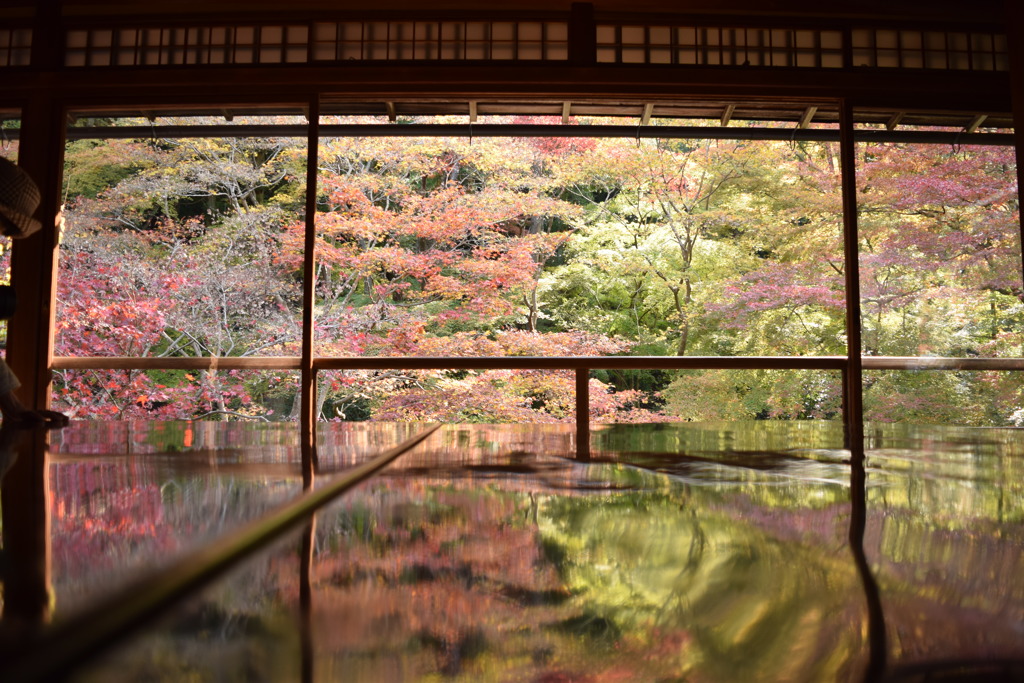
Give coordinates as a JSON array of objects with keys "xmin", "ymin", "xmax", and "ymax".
[
  {"xmin": 855, "ymin": 137, "xmax": 1021, "ymax": 426},
  {"xmin": 55, "ymin": 115, "xmax": 307, "ymax": 421},
  {"xmin": 50, "ymin": 111, "xmax": 1020, "ymax": 427}
]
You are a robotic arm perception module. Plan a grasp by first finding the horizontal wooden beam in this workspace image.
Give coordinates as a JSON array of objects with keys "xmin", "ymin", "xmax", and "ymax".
[
  {"xmin": 313, "ymin": 356, "xmax": 850, "ymax": 371},
  {"xmin": 316, "ymin": 356, "xmax": 1024, "ymax": 371},
  {"xmin": 860, "ymin": 356, "xmax": 1024, "ymax": 371},
  {"xmin": 52, "ymin": 124, "xmax": 1016, "ymax": 146},
  {"xmin": 50, "ymin": 355, "xmax": 1024, "ymax": 372},
  {"xmin": 51, "ymin": 356, "xmax": 302, "ymax": 370},
  {"xmin": 3, "ymin": 62, "xmax": 1009, "ymax": 116},
  {"xmin": 22, "ymin": 4, "xmax": 1010, "ymax": 30}
]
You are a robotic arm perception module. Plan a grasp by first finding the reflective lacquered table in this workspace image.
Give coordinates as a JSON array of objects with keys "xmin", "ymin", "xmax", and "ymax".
[{"xmin": 1, "ymin": 420, "xmax": 1022, "ymax": 682}]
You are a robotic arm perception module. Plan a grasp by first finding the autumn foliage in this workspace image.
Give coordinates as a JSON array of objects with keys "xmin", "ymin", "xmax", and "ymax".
[{"xmin": 48, "ymin": 118, "xmax": 1021, "ymax": 425}]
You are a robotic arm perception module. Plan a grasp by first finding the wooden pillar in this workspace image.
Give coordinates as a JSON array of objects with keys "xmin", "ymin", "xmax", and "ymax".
[
  {"xmin": 6, "ymin": 97, "xmax": 64, "ymax": 413},
  {"xmin": 569, "ymin": 3, "xmax": 597, "ymax": 66},
  {"xmin": 839, "ymin": 100, "xmax": 864, "ymax": 448},
  {"xmin": 6, "ymin": 0, "xmax": 63, "ymax": 414},
  {"xmin": 300, "ymin": 96, "xmax": 320, "ymax": 440}
]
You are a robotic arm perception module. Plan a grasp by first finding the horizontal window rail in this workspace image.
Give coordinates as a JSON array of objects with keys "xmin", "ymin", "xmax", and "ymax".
[
  {"xmin": 312, "ymin": 356, "xmax": 849, "ymax": 371},
  {"xmin": 50, "ymin": 355, "xmax": 1024, "ymax": 372},
  {"xmin": 51, "ymin": 356, "xmax": 302, "ymax": 370},
  {"xmin": 48, "ymin": 355, "xmax": 1023, "ymax": 454},
  {"xmin": 54, "ymin": 124, "xmax": 1016, "ymax": 146},
  {"xmin": 860, "ymin": 357, "xmax": 1024, "ymax": 371}
]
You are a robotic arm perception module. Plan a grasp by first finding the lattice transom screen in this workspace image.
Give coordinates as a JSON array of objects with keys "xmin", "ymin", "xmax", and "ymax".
[
  {"xmin": 596, "ymin": 25, "xmax": 845, "ymax": 67},
  {"xmin": 48, "ymin": 20, "xmax": 1012, "ymax": 72},
  {"xmin": 311, "ymin": 21, "xmax": 569, "ymax": 61},
  {"xmin": 595, "ymin": 23, "xmax": 1010, "ymax": 72},
  {"xmin": 65, "ymin": 25, "xmax": 311, "ymax": 67},
  {"xmin": 0, "ymin": 28, "xmax": 32, "ymax": 67},
  {"xmin": 850, "ymin": 29, "xmax": 1008, "ymax": 70},
  {"xmin": 63, "ymin": 21, "xmax": 570, "ymax": 67}
]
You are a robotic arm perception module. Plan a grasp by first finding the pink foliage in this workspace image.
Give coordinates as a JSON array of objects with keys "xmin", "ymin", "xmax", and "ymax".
[{"xmin": 711, "ymin": 261, "xmax": 845, "ymax": 328}]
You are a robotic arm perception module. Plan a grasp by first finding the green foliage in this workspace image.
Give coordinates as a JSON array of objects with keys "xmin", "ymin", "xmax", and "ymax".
[{"xmin": 64, "ymin": 139, "xmax": 150, "ymax": 200}]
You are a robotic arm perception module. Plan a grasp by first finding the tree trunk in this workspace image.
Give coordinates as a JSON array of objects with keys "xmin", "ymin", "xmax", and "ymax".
[
  {"xmin": 316, "ymin": 381, "xmax": 330, "ymax": 420},
  {"xmin": 675, "ymin": 277, "xmax": 693, "ymax": 356},
  {"xmin": 525, "ymin": 286, "xmax": 539, "ymax": 332},
  {"xmin": 205, "ymin": 369, "xmax": 229, "ymax": 421},
  {"xmin": 676, "ymin": 319, "xmax": 689, "ymax": 356}
]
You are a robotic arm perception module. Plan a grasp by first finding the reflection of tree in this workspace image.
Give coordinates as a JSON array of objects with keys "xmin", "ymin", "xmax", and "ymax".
[
  {"xmin": 57, "ymin": 129, "xmax": 305, "ymax": 420},
  {"xmin": 299, "ymin": 481, "xmax": 588, "ymax": 679},
  {"xmin": 290, "ymin": 456, "xmax": 868, "ymax": 680},
  {"xmin": 537, "ymin": 482, "xmax": 865, "ymax": 682},
  {"xmin": 864, "ymin": 503, "xmax": 1024, "ymax": 667},
  {"xmin": 47, "ymin": 457, "xmax": 300, "ymax": 613}
]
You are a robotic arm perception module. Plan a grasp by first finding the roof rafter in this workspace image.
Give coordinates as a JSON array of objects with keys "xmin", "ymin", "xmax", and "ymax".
[
  {"xmin": 798, "ymin": 106, "xmax": 817, "ymax": 129},
  {"xmin": 640, "ymin": 103, "xmax": 654, "ymax": 126},
  {"xmin": 721, "ymin": 104, "xmax": 736, "ymax": 126},
  {"xmin": 965, "ymin": 114, "xmax": 987, "ymax": 133},
  {"xmin": 886, "ymin": 112, "xmax": 904, "ymax": 130}
]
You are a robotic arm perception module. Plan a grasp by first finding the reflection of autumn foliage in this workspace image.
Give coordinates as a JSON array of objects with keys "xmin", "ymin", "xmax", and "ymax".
[
  {"xmin": 50, "ymin": 463, "xmax": 176, "ymax": 585},
  {"xmin": 267, "ymin": 478, "xmax": 699, "ymax": 681},
  {"xmin": 867, "ymin": 510, "xmax": 1024, "ymax": 656},
  {"xmin": 310, "ymin": 487, "xmax": 563, "ymax": 667},
  {"xmin": 47, "ymin": 461, "xmax": 303, "ymax": 614},
  {"xmin": 51, "ymin": 419, "xmax": 300, "ymax": 455}
]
